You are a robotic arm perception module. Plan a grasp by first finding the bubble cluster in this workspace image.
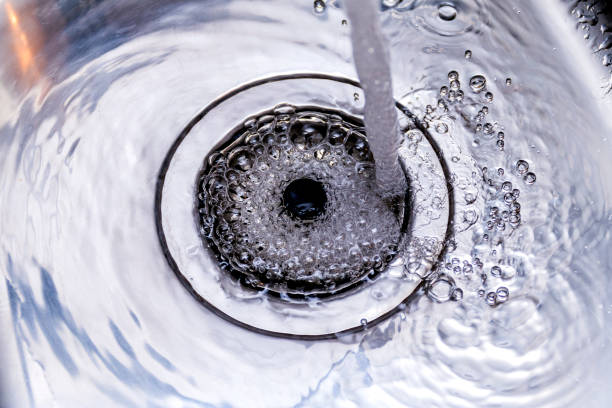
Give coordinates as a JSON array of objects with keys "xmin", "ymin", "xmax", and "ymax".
[
  {"xmin": 419, "ymin": 69, "xmax": 530, "ymax": 308},
  {"xmin": 482, "ymin": 166, "xmax": 524, "ymax": 232},
  {"xmin": 197, "ymin": 105, "xmax": 405, "ymax": 296}
]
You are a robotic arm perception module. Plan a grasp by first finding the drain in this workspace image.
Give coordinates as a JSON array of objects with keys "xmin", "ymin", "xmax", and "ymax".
[
  {"xmin": 197, "ymin": 106, "xmax": 406, "ymax": 298},
  {"xmin": 282, "ymin": 178, "xmax": 327, "ymax": 220},
  {"xmin": 156, "ymin": 74, "xmax": 451, "ymax": 338}
]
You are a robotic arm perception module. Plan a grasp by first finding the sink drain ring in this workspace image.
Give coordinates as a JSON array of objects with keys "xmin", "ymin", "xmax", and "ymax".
[{"xmin": 155, "ymin": 73, "xmax": 453, "ymax": 339}]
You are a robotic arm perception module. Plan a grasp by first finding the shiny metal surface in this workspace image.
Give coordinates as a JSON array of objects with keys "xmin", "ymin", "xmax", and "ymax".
[{"xmin": 1, "ymin": 1, "xmax": 612, "ymax": 407}]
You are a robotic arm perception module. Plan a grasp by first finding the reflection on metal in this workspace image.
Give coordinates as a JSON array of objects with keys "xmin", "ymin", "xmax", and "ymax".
[{"xmin": 4, "ymin": 2, "xmax": 40, "ymax": 80}]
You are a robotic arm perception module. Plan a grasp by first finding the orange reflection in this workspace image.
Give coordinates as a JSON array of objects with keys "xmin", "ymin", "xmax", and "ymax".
[{"xmin": 4, "ymin": 2, "xmax": 40, "ymax": 80}]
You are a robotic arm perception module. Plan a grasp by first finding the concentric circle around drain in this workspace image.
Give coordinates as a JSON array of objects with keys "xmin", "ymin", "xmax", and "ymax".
[
  {"xmin": 155, "ymin": 74, "xmax": 452, "ymax": 338},
  {"xmin": 197, "ymin": 106, "xmax": 407, "ymax": 298}
]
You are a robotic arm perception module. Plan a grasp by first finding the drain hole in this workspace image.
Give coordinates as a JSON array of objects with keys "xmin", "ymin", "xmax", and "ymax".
[
  {"xmin": 282, "ymin": 178, "xmax": 327, "ymax": 220},
  {"xmin": 196, "ymin": 105, "xmax": 407, "ymax": 298}
]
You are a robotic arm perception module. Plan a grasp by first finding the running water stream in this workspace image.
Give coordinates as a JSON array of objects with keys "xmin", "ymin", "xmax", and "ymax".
[{"xmin": 344, "ymin": 0, "xmax": 405, "ymax": 197}]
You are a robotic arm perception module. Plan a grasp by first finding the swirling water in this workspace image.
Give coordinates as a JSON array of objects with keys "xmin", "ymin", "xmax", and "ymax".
[{"xmin": 1, "ymin": 0, "xmax": 612, "ymax": 407}]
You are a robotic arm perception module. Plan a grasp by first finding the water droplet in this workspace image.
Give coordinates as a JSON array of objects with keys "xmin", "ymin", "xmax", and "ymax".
[
  {"xmin": 485, "ymin": 291, "xmax": 497, "ymax": 306},
  {"xmin": 448, "ymin": 70, "xmax": 459, "ymax": 81},
  {"xmin": 496, "ymin": 140, "xmax": 504, "ymax": 150},
  {"xmin": 438, "ymin": 4, "xmax": 457, "ymax": 21},
  {"xmin": 450, "ymin": 80, "xmax": 460, "ymax": 91},
  {"xmin": 353, "ymin": 92, "xmax": 360, "ymax": 102},
  {"xmin": 516, "ymin": 159, "xmax": 529, "ymax": 175},
  {"xmin": 485, "ymin": 91, "xmax": 494, "ymax": 102},
  {"xmin": 524, "ymin": 172, "xmax": 536, "ymax": 184},
  {"xmin": 440, "ymin": 86, "xmax": 448, "ymax": 96},
  {"xmin": 341, "ymin": 19, "xmax": 348, "ymax": 26},
  {"xmin": 360, "ymin": 318, "xmax": 368, "ymax": 326},
  {"xmin": 435, "ymin": 122, "xmax": 449, "ymax": 134},
  {"xmin": 313, "ymin": 0, "xmax": 326, "ymax": 14},
  {"xmin": 464, "ymin": 50, "xmax": 472, "ymax": 59},
  {"xmin": 469, "ymin": 75, "xmax": 487, "ymax": 92},
  {"xmin": 506, "ymin": 77, "xmax": 512, "ymax": 86}
]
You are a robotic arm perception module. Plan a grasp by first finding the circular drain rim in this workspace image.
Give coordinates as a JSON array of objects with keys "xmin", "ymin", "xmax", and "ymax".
[{"xmin": 155, "ymin": 73, "xmax": 454, "ymax": 339}]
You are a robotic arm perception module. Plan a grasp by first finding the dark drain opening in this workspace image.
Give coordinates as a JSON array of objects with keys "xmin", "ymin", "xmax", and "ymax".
[{"xmin": 282, "ymin": 178, "xmax": 327, "ymax": 220}]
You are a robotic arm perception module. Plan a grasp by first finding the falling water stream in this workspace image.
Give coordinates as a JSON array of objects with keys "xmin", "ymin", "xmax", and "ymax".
[
  {"xmin": 2, "ymin": 0, "xmax": 612, "ymax": 407},
  {"xmin": 345, "ymin": 0, "xmax": 405, "ymax": 197}
]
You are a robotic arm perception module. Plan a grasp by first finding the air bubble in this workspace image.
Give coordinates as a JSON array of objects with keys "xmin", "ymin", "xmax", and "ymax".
[
  {"xmin": 451, "ymin": 288, "xmax": 464, "ymax": 301},
  {"xmin": 313, "ymin": 0, "xmax": 326, "ymax": 14},
  {"xmin": 435, "ymin": 122, "xmax": 449, "ymax": 134},
  {"xmin": 382, "ymin": 0, "xmax": 401, "ymax": 7},
  {"xmin": 428, "ymin": 278, "xmax": 453, "ymax": 302},
  {"xmin": 496, "ymin": 287, "xmax": 509, "ymax": 302},
  {"xmin": 524, "ymin": 172, "xmax": 536, "ymax": 184},
  {"xmin": 491, "ymin": 265, "xmax": 502, "ymax": 277},
  {"xmin": 516, "ymin": 159, "xmax": 529, "ymax": 175},
  {"xmin": 506, "ymin": 78, "xmax": 512, "ymax": 86},
  {"xmin": 438, "ymin": 4, "xmax": 457, "ymax": 21},
  {"xmin": 464, "ymin": 50, "xmax": 472, "ymax": 59},
  {"xmin": 469, "ymin": 75, "xmax": 487, "ymax": 92},
  {"xmin": 405, "ymin": 129, "xmax": 423, "ymax": 143},
  {"xmin": 448, "ymin": 70, "xmax": 459, "ymax": 81},
  {"xmin": 485, "ymin": 92, "xmax": 494, "ymax": 102}
]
